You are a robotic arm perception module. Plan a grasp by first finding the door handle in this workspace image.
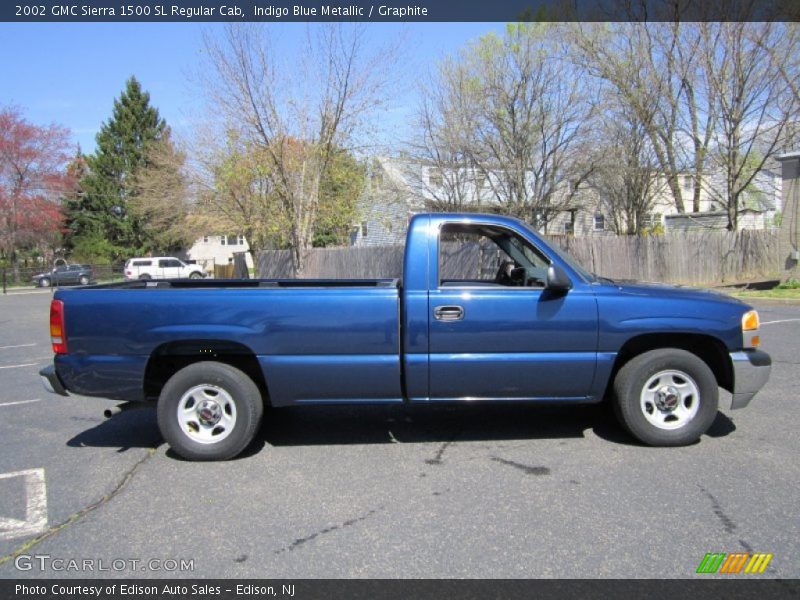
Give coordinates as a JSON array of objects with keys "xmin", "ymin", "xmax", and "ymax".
[{"xmin": 434, "ymin": 305, "xmax": 465, "ymax": 321}]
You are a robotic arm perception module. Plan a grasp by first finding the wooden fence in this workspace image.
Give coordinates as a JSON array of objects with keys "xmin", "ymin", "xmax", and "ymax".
[{"xmin": 256, "ymin": 230, "xmax": 781, "ymax": 286}]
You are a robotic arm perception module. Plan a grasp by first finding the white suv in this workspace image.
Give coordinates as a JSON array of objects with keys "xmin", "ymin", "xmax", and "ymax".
[{"xmin": 124, "ymin": 257, "xmax": 205, "ymax": 281}]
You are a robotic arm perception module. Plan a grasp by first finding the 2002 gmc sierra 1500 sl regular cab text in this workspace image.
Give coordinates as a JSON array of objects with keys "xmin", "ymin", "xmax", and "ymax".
[{"xmin": 40, "ymin": 213, "xmax": 772, "ymax": 460}]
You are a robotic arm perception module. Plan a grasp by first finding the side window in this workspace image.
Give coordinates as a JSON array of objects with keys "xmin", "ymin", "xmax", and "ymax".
[
  {"xmin": 133, "ymin": 260, "xmax": 151, "ymax": 267},
  {"xmin": 438, "ymin": 223, "xmax": 550, "ymax": 288}
]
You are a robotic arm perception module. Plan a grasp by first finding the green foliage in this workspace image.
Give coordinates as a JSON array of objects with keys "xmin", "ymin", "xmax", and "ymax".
[
  {"xmin": 66, "ymin": 77, "xmax": 166, "ymax": 262},
  {"xmin": 314, "ymin": 150, "xmax": 366, "ymax": 247},
  {"xmin": 68, "ymin": 230, "xmax": 121, "ymax": 264},
  {"xmin": 777, "ymin": 278, "xmax": 800, "ymax": 290}
]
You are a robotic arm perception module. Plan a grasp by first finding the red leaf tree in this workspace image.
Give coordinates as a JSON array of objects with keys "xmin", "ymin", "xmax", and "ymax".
[{"xmin": 0, "ymin": 107, "xmax": 73, "ymax": 275}]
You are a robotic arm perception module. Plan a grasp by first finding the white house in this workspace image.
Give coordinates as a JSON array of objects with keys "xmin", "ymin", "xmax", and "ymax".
[{"xmin": 185, "ymin": 234, "xmax": 254, "ymax": 273}]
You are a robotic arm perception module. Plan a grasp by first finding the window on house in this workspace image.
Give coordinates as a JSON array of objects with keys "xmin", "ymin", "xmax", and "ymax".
[
  {"xmin": 428, "ymin": 168, "xmax": 443, "ymax": 187},
  {"xmin": 202, "ymin": 236, "xmax": 209, "ymax": 243},
  {"xmin": 361, "ymin": 221, "xmax": 368, "ymax": 237},
  {"xmin": 238, "ymin": 235, "xmax": 245, "ymax": 246},
  {"xmin": 220, "ymin": 236, "xmax": 226, "ymax": 246},
  {"xmin": 474, "ymin": 173, "xmax": 486, "ymax": 191},
  {"xmin": 564, "ymin": 221, "xmax": 574, "ymax": 234},
  {"xmin": 593, "ymin": 213, "xmax": 605, "ymax": 231},
  {"xmin": 227, "ymin": 235, "xmax": 239, "ymax": 246},
  {"xmin": 683, "ymin": 175, "xmax": 694, "ymax": 191},
  {"xmin": 641, "ymin": 213, "xmax": 662, "ymax": 229}
]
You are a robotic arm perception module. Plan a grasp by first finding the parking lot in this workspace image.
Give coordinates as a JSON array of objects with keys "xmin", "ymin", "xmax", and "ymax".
[{"xmin": 0, "ymin": 289, "xmax": 798, "ymax": 579}]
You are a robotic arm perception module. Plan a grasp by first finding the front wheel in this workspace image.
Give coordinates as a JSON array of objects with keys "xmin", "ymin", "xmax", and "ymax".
[
  {"xmin": 157, "ymin": 362, "xmax": 264, "ymax": 461},
  {"xmin": 78, "ymin": 275, "xmax": 90, "ymax": 285},
  {"xmin": 613, "ymin": 348, "xmax": 718, "ymax": 446},
  {"xmin": 189, "ymin": 271, "xmax": 203, "ymax": 279},
  {"xmin": 39, "ymin": 278, "xmax": 51, "ymax": 288}
]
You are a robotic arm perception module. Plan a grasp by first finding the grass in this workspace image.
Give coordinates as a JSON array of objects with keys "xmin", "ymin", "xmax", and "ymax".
[
  {"xmin": 732, "ymin": 288, "xmax": 800, "ymax": 300},
  {"xmin": 730, "ymin": 279, "xmax": 800, "ymax": 300}
]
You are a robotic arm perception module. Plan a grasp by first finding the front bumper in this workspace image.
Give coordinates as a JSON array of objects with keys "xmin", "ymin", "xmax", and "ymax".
[
  {"xmin": 40, "ymin": 364, "xmax": 69, "ymax": 396},
  {"xmin": 729, "ymin": 350, "xmax": 771, "ymax": 409}
]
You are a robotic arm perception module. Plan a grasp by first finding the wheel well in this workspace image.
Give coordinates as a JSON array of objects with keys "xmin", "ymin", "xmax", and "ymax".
[
  {"xmin": 144, "ymin": 340, "xmax": 270, "ymax": 404},
  {"xmin": 609, "ymin": 333, "xmax": 733, "ymax": 396}
]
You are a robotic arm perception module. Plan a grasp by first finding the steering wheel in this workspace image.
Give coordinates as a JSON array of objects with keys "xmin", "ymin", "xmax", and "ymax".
[{"xmin": 495, "ymin": 261, "xmax": 524, "ymax": 286}]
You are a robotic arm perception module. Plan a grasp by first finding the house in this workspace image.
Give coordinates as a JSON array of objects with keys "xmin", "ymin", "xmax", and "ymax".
[
  {"xmin": 353, "ymin": 156, "xmax": 781, "ymax": 245},
  {"xmin": 185, "ymin": 234, "xmax": 254, "ymax": 273}
]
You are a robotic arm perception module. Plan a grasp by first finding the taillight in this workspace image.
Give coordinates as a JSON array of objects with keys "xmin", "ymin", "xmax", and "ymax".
[{"xmin": 50, "ymin": 299, "xmax": 68, "ymax": 354}]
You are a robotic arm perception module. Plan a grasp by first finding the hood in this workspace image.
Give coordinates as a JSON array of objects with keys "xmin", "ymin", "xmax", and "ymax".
[{"xmin": 604, "ymin": 279, "xmax": 745, "ymax": 306}]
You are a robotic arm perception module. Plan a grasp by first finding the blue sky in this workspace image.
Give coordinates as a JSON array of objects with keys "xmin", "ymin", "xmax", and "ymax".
[{"xmin": 0, "ymin": 22, "xmax": 500, "ymax": 154}]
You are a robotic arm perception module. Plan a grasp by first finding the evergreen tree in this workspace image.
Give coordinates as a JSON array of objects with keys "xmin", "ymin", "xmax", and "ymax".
[{"xmin": 69, "ymin": 77, "xmax": 166, "ymax": 260}]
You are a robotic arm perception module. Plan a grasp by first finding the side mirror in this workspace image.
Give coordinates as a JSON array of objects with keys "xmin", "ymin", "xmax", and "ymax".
[{"xmin": 546, "ymin": 263, "xmax": 572, "ymax": 292}]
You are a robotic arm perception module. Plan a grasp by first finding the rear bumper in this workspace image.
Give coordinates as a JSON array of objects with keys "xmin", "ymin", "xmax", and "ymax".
[
  {"xmin": 40, "ymin": 364, "xmax": 69, "ymax": 397},
  {"xmin": 729, "ymin": 350, "xmax": 771, "ymax": 409}
]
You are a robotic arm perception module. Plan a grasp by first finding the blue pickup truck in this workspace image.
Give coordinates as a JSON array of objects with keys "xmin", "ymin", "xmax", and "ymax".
[{"xmin": 40, "ymin": 213, "xmax": 771, "ymax": 460}]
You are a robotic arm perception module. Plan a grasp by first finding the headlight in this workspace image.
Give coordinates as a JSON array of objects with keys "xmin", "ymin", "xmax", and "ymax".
[{"xmin": 742, "ymin": 309, "xmax": 760, "ymax": 348}]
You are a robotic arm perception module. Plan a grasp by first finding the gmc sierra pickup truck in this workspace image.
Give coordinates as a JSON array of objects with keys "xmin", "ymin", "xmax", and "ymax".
[{"xmin": 40, "ymin": 213, "xmax": 771, "ymax": 460}]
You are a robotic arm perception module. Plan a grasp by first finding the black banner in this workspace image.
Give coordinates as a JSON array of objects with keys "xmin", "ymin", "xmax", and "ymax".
[
  {"xmin": 3, "ymin": 579, "xmax": 800, "ymax": 600},
  {"xmin": 2, "ymin": 0, "xmax": 799, "ymax": 22}
]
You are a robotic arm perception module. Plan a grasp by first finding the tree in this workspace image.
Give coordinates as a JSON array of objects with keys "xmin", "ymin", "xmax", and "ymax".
[
  {"xmin": 129, "ymin": 133, "xmax": 197, "ymax": 254},
  {"xmin": 589, "ymin": 102, "xmax": 664, "ymax": 234},
  {"xmin": 697, "ymin": 21, "xmax": 800, "ymax": 230},
  {"xmin": 201, "ymin": 24, "xmax": 394, "ymax": 275},
  {"xmin": 314, "ymin": 148, "xmax": 365, "ymax": 247},
  {"xmin": 69, "ymin": 76, "xmax": 166, "ymax": 261},
  {"xmin": 415, "ymin": 23, "xmax": 596, "ymax": 229},
  {"xmin": 0, "ymin": 107, "xmax": 73, "ymax": 278},
  {"xmin": 567, "ymin": 18, "xmax": 799, "ymax": 229},
  {"xmin": 195, "ymin": 132, "xmax": 365, "ymax": 257}
]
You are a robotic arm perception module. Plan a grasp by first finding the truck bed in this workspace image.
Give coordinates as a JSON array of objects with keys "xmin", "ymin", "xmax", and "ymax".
[{"xmin": 93, "ymin": 278, "xmax": 400, "ymax": 289}]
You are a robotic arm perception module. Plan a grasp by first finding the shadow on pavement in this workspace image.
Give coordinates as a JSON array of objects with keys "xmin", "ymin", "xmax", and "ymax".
[
  {"xmin": 67, "ymin": 406, "xmax": 162, "ymax": 452},
  {"xmin": 65, "ymin": 401, "xmax": 737, "ymax": 459}
]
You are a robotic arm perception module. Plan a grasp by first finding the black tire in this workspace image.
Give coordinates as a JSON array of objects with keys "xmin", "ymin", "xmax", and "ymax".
[
  {"xmin": 189, "ymin": 271, "xmax": 203, "ymax": 279},
  {"xmin": 613, "ymin": 348, "xmax": 718, "ymax": 446},
  {"xmin": 39, "ymin": 278, "xmax": 51, "ymax": 288},
  {"xmin": 139, "ymin": 273, "xmax": 151, "ymax": 280},
  {"xmin": 157, "ymin": 361, "xmax": 264, "ymax": 461},
  {"xmin": 78, "ymin": 275, "xmax": 90, "ymax": 285}
]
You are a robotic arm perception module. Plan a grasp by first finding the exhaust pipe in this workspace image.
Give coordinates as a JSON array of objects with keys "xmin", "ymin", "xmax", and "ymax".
[{"xmin": 103, "ymin": 403, "xmax": 137, "ymax": 419}]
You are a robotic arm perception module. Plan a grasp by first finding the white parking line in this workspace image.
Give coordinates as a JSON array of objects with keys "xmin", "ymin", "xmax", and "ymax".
[
  {"xmin": 0, "ymin": 468, "xmax": 48, "ymax": 540},
  {"xmin": 0, "ymin": 343, "xmax": 37, "ymax": 350},
  {"xmin": 0, "ymin": 399, "xmax": 41, "ymax": 408},
  {"xmin": 0, "ymin": 363, "xmax": 37, "ymax": 370},
  {"xmin": 761, "ymin": 318, "xmax": 800, "ymax": 325}
]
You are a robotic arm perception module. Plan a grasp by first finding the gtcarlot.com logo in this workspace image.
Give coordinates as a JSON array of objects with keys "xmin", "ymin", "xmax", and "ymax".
[
  {"xmin": 696, "ymin": 552, "xmax": 773, "ymax": 574},
  {"xmin": 14, "ymin": 554, "xmax": 195, "ymax": 572}
]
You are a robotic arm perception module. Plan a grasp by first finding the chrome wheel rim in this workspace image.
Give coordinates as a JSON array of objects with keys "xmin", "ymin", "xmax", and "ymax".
[
  {"xmin": 640, "ymin": 370, "xmax": 700, "ymax": 430},
  {"xmin": 176, "ymin": 384, "xmax": 237, "ymax": 444}
]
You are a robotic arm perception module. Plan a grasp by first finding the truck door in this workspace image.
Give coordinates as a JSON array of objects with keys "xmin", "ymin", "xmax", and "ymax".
[{"xmin": 427, "ymin": 222, "xmax": 598, "ymax": 401}]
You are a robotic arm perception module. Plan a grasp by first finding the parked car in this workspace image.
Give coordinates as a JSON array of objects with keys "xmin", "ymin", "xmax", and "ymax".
[
  {"xmin": 41, "ymin": 213, "xmax": 771, "ymax": 461},
  {"xmin": 124, "ymin": 257, "xmax": 205, "ymax": 280},
  {"xmin": 31, "ymin": 264, "xmax": 94, "ymax": 288}
]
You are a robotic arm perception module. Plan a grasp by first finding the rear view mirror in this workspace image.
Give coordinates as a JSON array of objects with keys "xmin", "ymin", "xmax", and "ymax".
[{"xmin": 546, "ymin": 264, "xmax": 572, "ymax": 293}]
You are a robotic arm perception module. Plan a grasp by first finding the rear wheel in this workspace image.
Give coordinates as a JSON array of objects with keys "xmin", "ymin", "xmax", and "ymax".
[
  {"xmin": 157, "ymin": 362, "xmax": 264, "ymax": 461},
  {"xmin": 613, "ymin": 348, "xmax": 718, "ymax": 446},
  {"xmin": 139, "ymin": 273, "xmax": 151, "ymax": 280}
]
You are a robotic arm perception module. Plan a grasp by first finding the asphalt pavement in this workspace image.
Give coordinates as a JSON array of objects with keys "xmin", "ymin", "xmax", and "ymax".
[{"xmin": 0, "ymin": 289, "xmax": 797, "ymax": 578}]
